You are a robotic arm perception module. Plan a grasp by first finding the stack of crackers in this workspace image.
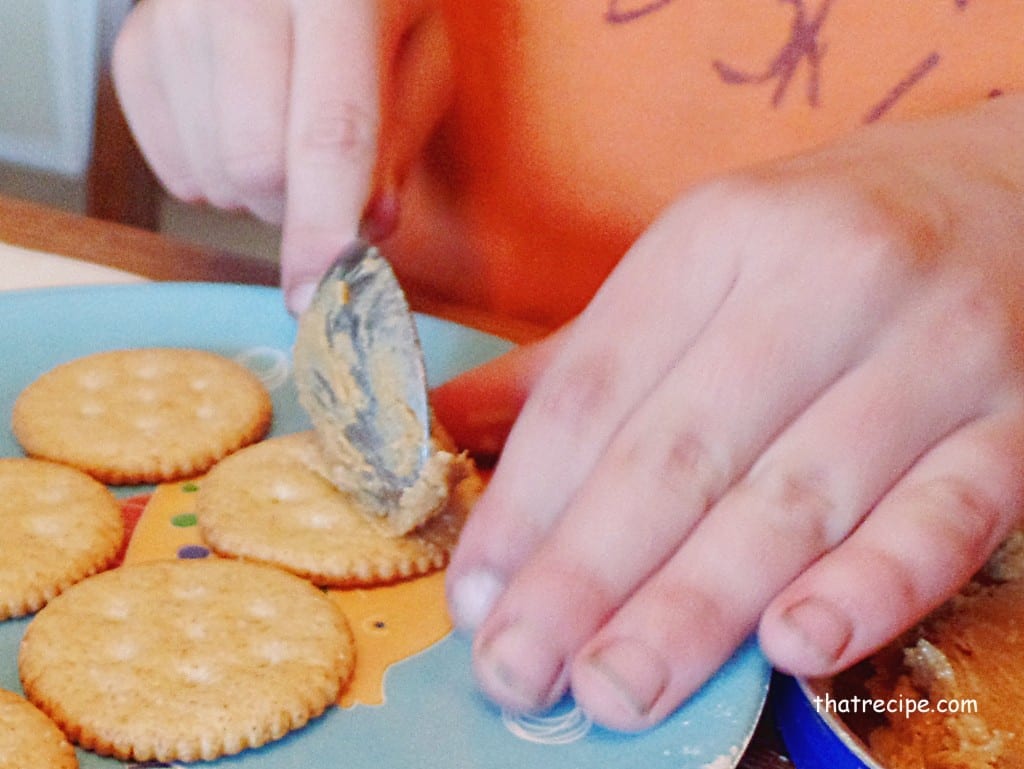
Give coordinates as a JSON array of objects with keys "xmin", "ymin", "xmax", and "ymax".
[{"xmin": 1, "ymin": 347, "xmax": 480, "ymax": 765}]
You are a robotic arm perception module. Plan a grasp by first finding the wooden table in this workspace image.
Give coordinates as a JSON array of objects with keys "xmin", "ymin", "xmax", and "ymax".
[
  {"xmin": 0, "ymin": 192, "xmax": 795, "ymax": 769},
  {"xmin": 0, "ymin": 194, "xmax": 550, "ymax": 344}
]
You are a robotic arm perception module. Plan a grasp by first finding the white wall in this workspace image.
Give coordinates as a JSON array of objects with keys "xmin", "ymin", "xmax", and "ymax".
[{"xmin": 0, "ymin": 0, "xmax": 104, "ymax": 176}]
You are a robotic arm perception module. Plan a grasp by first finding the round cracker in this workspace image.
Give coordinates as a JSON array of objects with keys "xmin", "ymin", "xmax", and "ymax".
[
  {"xmin": 0, "ymin": 458, "xmax": 123, "ymax": 620},
  {"xmin": 19, "ymin": 558, "xmax": 354, "ymax": 763},
  {"xmin": 12, "ymin": 348, "xmax": 273, "ymax": 484},
  {"xmin": 0, "ymin": 688, "xmax": 78, "ymax": 769},
  {"xmin": 196, "ymin": 431, "xmax": 479, "ymax": 587}
]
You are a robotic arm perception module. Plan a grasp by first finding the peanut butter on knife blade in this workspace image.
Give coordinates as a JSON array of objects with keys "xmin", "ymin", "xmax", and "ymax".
[{"xmin": 292, "ymin": 241, "xmax": 469, "ymax": 536}]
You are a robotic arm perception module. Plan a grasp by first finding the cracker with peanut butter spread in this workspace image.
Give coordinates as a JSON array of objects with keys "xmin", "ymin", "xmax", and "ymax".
[{"xmin": 195, "ymin": 430, "xmax": 481, "ymax": 587}]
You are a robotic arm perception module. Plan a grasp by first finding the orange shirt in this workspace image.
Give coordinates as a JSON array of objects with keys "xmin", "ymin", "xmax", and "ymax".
[{"xmin": 389, "ymin": 1, "xmax": 1024, "ymax": 330}]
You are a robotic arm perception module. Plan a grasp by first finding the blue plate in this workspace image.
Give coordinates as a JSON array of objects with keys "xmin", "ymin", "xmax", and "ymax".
[{"xmin": 0, "ymin": 282, "xmax": 771, "ymax": 769}]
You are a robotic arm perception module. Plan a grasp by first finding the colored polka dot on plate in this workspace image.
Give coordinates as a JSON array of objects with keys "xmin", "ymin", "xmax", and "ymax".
[
  {"xmin": 177, "ymin": 545, "xmax": 210, "ymax": 559},
  {"xmin": 171, "ymin": 513, "xmax": 198, "ymax": 527}
]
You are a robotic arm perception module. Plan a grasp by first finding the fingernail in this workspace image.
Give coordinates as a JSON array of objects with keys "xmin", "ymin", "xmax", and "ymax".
[
  {"xmin": 780, "ymin": 597, "xmax": 852, "ymax": 667},
  {"xmin": 449, "ymin": 569, "xmax": 505, "ymax": 632},
  {"xmin": 286, "ymin": 280, "xmax": 318, "ymax": 316},
  {"xmin": 581, "ymin": 638, "xmax": 669, "ymax": 718},
  {"xmin": 476, "ymin": 621, "xmax": 566, "ymax": 712}
]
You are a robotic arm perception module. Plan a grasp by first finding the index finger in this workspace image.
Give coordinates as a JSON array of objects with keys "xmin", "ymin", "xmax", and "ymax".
[{"xmin": 282, "ymin": 0, "xmax": 379, "ymax": 313}]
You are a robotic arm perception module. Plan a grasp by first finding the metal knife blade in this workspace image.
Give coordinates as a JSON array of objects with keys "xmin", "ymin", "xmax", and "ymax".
[{"xmin": 292, "ymin": 241, "xmax": 430, "ymax": 512}]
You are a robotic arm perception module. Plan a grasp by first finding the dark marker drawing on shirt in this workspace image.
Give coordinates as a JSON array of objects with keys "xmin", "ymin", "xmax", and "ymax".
[
  {"xmin": 604, "ymin": 0, "xmax": 677, "ymax": 24},
  {"xmin": 862, "ymin": 51, "xmax": 941, "ymax": 123},
  {"xmin": 711, "ymin": 0, "xmax": 835, "ymax": 108},
  {"xmin": 606, "ymin": 1, "xmax": 991, "ymax": 126}
]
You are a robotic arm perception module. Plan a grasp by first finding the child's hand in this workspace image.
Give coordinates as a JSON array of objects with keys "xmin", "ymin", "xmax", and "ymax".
[
  {"xmin": 112, "ymin": 0, "xmax": 451, "ymax": 313},
  {"xmin": 439, "ymin": 97, "xmax": 1024, "ymax": 731}
]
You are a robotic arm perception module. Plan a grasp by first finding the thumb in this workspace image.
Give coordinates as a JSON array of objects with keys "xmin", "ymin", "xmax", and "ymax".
[{"xmin": 431, "ymin": 329, "xmax": 567, "ymax": 460}]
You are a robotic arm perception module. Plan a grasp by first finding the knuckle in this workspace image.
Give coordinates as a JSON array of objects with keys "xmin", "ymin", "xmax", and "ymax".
[
  {"xmin": 851, "ymin": 183, "xmax": 953, "ymax": 272},
  {"xmin": 685, "ymin": 172, "xmax": 936, "ymax": 308},
  {"xmin": 495, "ymin": 551, "xmax": 620, "ymax": 644},
  {"xmin": 533, "ymin": 353, "xmax": 619, "ymax": 437},
  {"xmin": 916, "ymin": 476, "xmax": 1003, "ymax": 563},
  {"xmin": 853, "ymin": 542, "xmax": 921, "ymax": 610},
  {"xmin": 744, "ymin": 465, "xmax": 842, "ymax": 553},
  {"xmin": 295, "ymin": 98, "xmax": 377, "ymax": 164},
  {"xmin": 660, "ymin": 430, "xmax": 717, "ymax": 486},
  {"xmin": 806, "ymin": 192, "xmax": 931, "ymax": 297},
  {"xmin": 630, "ymin": 425, "xmax": 725, "ymax": 502},
  {"xmin": 933, "ymin": 276, "xmax": 1016, "ymax": 366},
  {"xmin": 542, "ymin": 555, "xmax": 618, "ymax": 614},
  {"xmin": 839, "ymin": 214, "xmax": 922, "ymax": 295},
  {"xmin": 595, "ymin": 423, "xmax": 724, "ymax": 523},
  {"xmin": 640, "ymin": 580, "xmax": 730, "ymax": 651},
  {"xmin": 777, "ymin": 472, "xmax": 835, "ymax": 521}
]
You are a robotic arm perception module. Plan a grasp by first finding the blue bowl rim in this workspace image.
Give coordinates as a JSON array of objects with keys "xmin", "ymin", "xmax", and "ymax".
[{"xmin": 773, "ymin": 674, "xmax": 887, "ymax": 769}]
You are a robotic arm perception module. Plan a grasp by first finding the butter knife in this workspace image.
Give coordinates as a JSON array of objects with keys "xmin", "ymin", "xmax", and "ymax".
[{"xmin": 292, "ymin": 241, "xmax": 431, "ymax": 512}]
